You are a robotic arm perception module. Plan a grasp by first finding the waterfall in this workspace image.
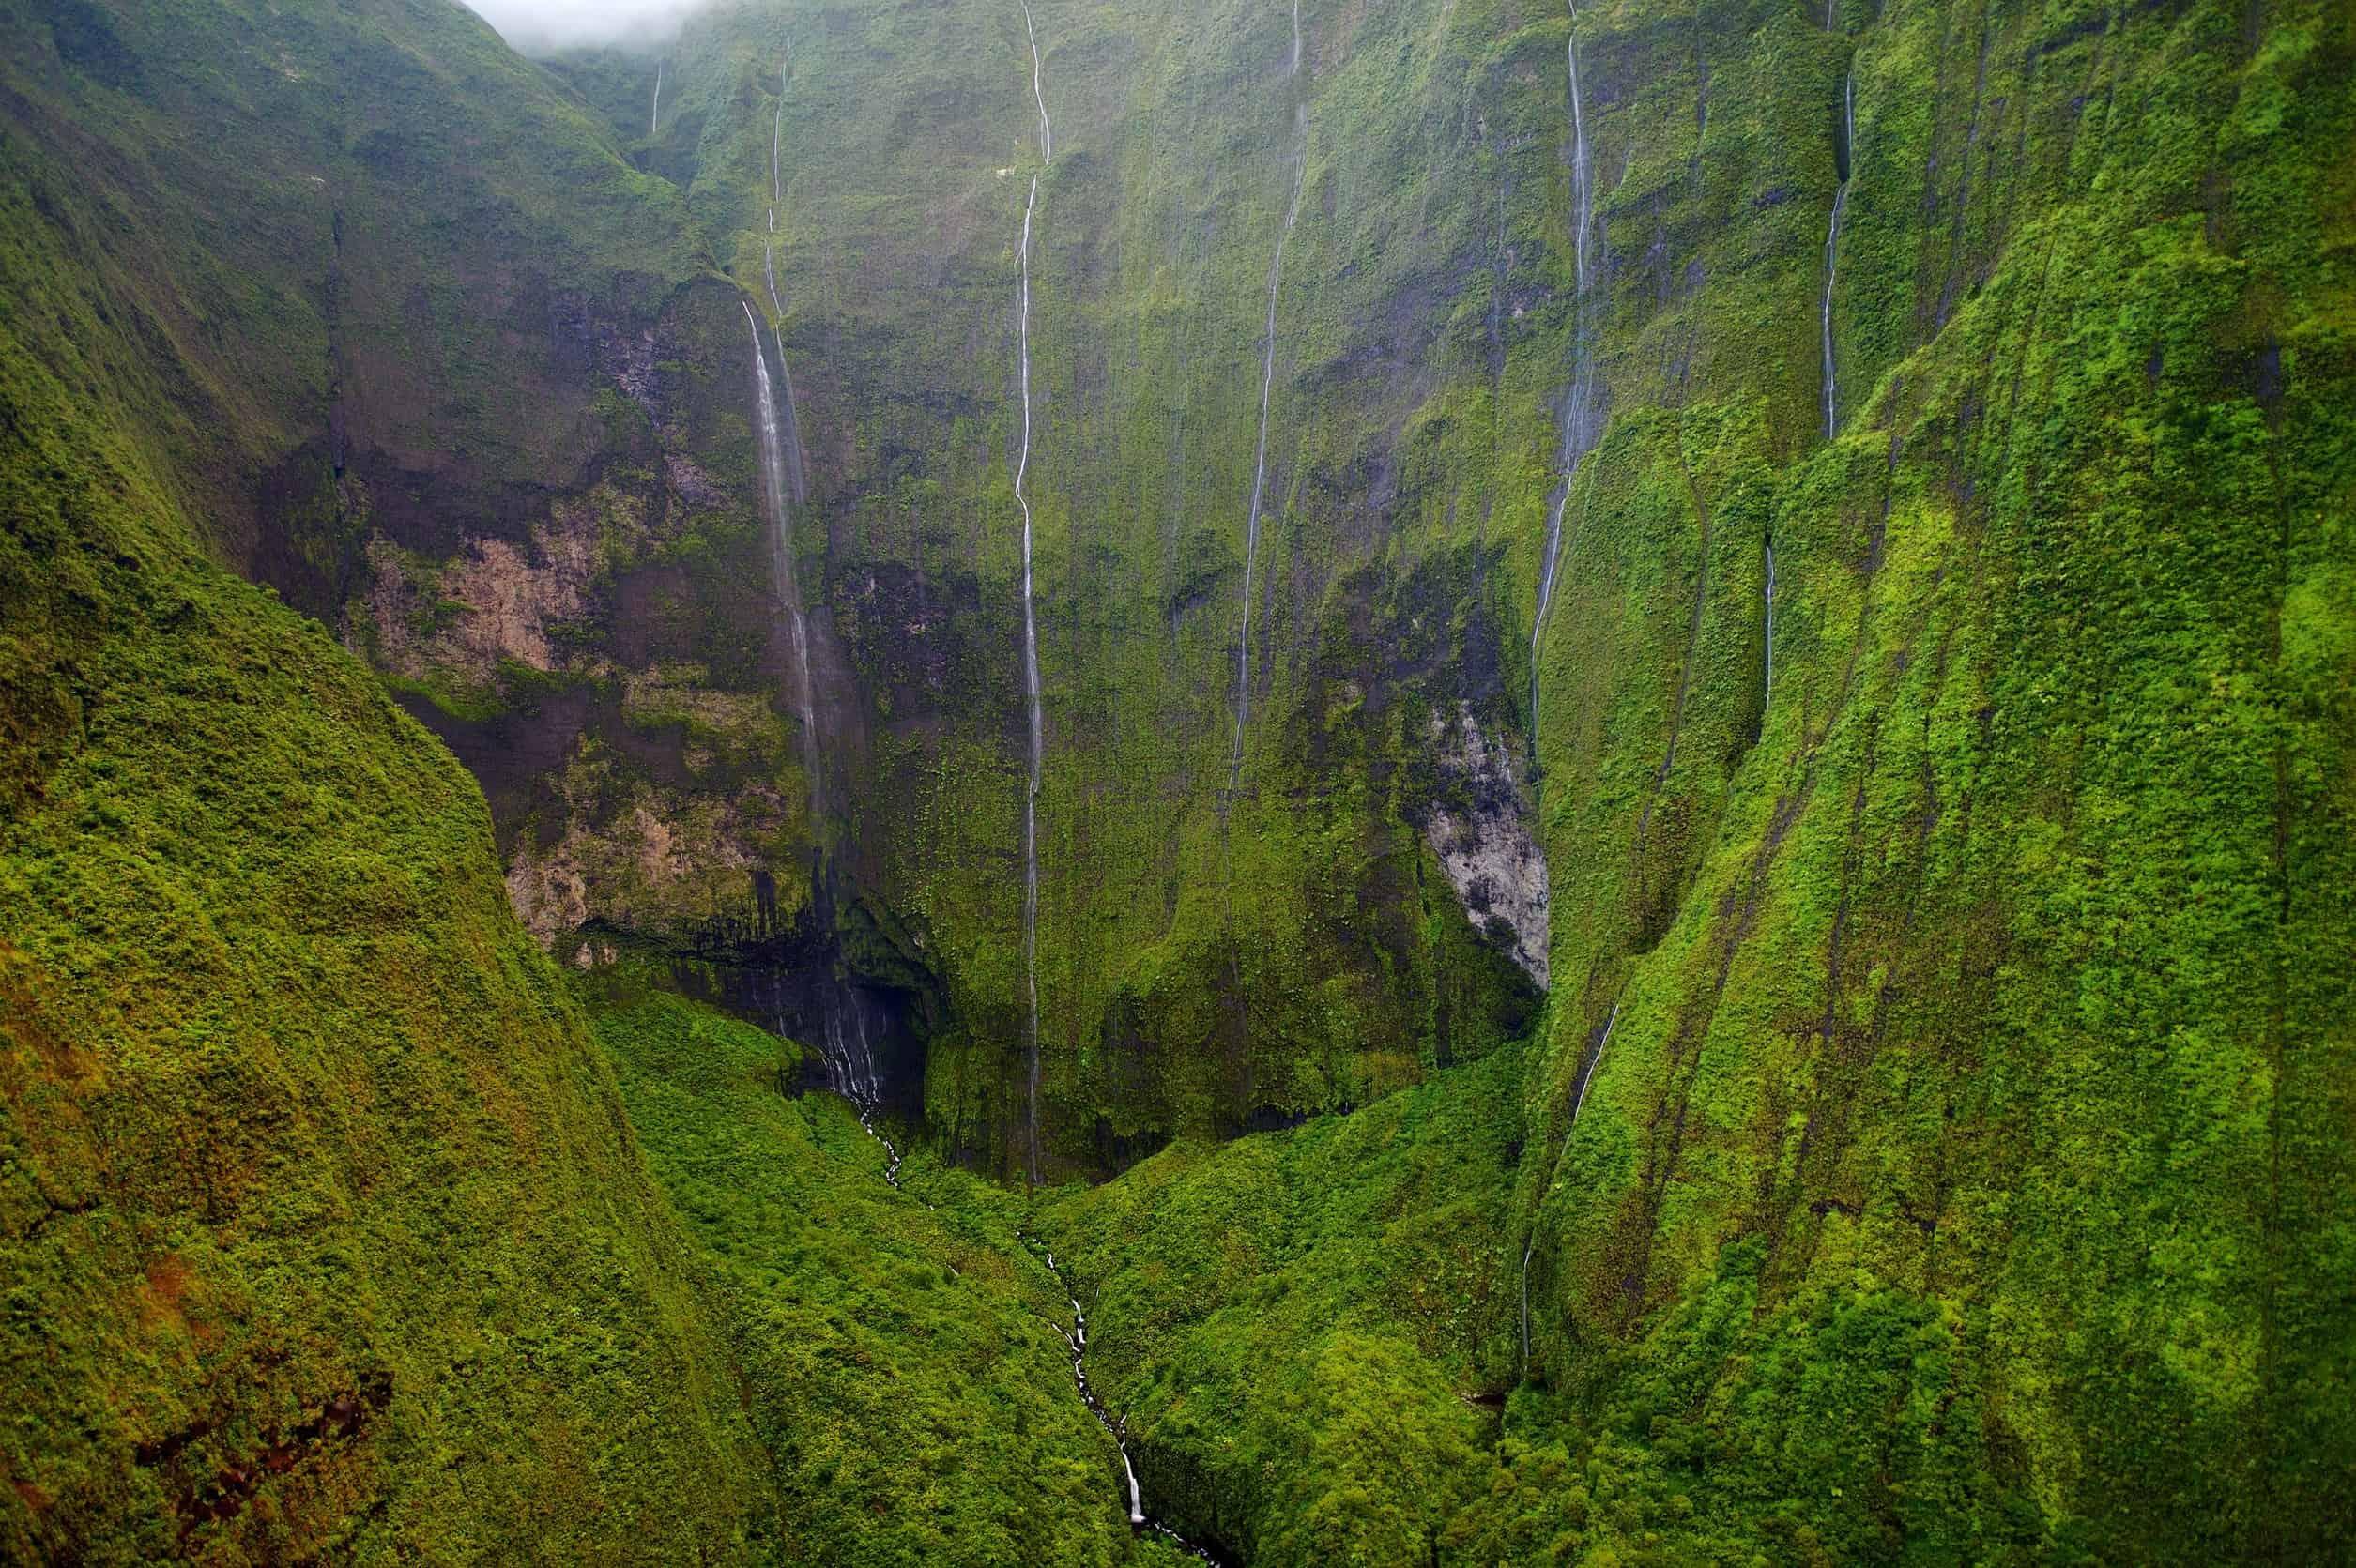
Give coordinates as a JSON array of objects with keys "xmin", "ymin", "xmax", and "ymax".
[
  {"xmin": 1821, "ymin": 70, "xmax": 1854, "ymax": 441},
  {"xmin": 773, "ymin": 55, "xmax": 787, "ymax": 206},
  {"xmin": 1567, "ymin": 999, "xmax": 1617, "ymax": 1128},
  {"xmin": 849, "ymin": 1004, "xmax": 902, "ymax": 1186},
  {"xmin": 1529, "ymin": 0, "xmax": 1604, "ymax": 753},
  {"xmin": 1763, "ymin": 540, "xmax": 1777, "ymax": 714},
  {"xmin": 743, "ymin": 303, "xmax": 824, "ymax": 830},
  {"xmin": 1564, "ymin": 13, "xmax": 1593, "ymax": 297},
  {"xmin": 650, "ymin": 59, "xmax": 663, "ymax": 138},
  {"xmin": 747, "ymin": 307, "xmax": 881, "ymax": 1128},
  {"xmin": 1226, "ymin": 12, "xmax": 1309, "ymax": 796},
  {"xmin": 745, "ymin": 59, "xmax": 902, "ymax": 1178},
  {"xmin": 1030, "ymin": 1242, "xmax": 1224, "ymax": 1560},
  {"xmin": 1021, "ymin": 1, "xmax": 1053, "ymax": 163},
  {"xmin": 1012, "ymin": 7, "xmax": 1053, "ymax": 1185},
  {"xmin": 1520, "ymin": 997, "xmax": 1619, "ymax": 1369}
]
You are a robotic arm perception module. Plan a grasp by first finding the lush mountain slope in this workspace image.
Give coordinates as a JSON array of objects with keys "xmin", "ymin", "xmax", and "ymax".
[
  {"xmin": 0, "ymin": 119, "xmax": 769, "ymax": 1567},
  {"xmin": 588, "ymin": 989, "xmax": 1193, "ymax": 1566},
  {"xmin": 1034, "ymin": 1046, "xmax": 1527, "ymax": 1562},
  {"xmin": 3, "ymin": 0, "xmax": 2350, "ymax": 1559}
]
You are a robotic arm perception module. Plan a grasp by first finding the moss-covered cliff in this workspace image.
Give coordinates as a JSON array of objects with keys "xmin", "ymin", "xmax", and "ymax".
[
  {"xmin": 4, "ymin": 0, "xmax": 2349, "ymax": 1557},
  {"xmin": 0, "ymin": 51, "xmax": 770, "ymax": 1551}
]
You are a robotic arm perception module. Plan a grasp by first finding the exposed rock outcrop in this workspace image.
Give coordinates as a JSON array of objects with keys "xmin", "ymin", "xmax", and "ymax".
[{"xmin": 1423, "ymin": 703, "xmax": 1549, "ymax": 988}]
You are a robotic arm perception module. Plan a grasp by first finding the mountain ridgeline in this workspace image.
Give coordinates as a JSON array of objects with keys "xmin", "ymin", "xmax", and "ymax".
[{"xmin": 1, "ymin": 0, "xmax": 2349, "ymax": 1560}]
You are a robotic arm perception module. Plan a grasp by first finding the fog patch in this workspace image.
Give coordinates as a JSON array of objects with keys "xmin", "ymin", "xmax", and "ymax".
[{"xmin": 462, "ymin": 0, "xmax": 696, "ymax": 53}]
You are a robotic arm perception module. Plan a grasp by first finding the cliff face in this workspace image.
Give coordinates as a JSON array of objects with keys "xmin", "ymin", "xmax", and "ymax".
[
  {"xmin": 633, "ymin": 0, "xmax": 2348, "ymax": 1551},
  {"xmin": 4, "ymin": 0, "xmax": 2350, "ymax": 1557},
  {"xmin": 0, "ymin": 7, "xmax": 774, "ymax": 1555}
]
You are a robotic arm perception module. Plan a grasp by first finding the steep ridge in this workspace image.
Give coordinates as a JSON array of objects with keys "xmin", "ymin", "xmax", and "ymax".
[
  {"xmin": 1503, "ymin": 0, "xmax": 2356, "ymax": 1556},
  {"xmin": 0, "ymin": 5, "xmax": 772, "ymax": 1552}
]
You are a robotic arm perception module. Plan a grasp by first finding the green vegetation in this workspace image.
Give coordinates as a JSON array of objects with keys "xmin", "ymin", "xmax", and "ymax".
[
  {"xmin": 3, "ymin": 0, "xmax": 2349, "ymax": 1557},
  {"xmin": 0, "ymin": 142, "xmax": 765, "ymax": 1559},
  {"xmin": 588, "ymin": 991, "xmax": 1192, "ymax": 1565},
  {"xmin": 1035, "ymin": 1046, "xmax": 1525, "ymax": 1561}
]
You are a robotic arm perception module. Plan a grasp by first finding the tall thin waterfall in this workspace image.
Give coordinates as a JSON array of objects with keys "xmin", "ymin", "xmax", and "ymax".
[
  {"xmin": 1021, "ymin": 1, "xmax": 1052, "ymax": 162},
  {"xmin": 773, "ymin": 55, "xmax": 787, "ymax": 206},
  {"xmin": 1530, "ymin": 0, "xmax": 1604, "ymax": 751},
  {"xmin": 1821, "ymin": 70, "xmax": 1854, "ymax": 441},
  {"xmin": 1226, "ymin": 4, "xmax": 1308, "ymax": 796},
  {"xmin": 1762, "ymin": 540, "xmax": 1777, "ymax": 713},
  {"xmin": 650, "ymin": 59, "xmax": 663, "ymax": 138},
  {"xmin": 743, "ymin": 303, "xmax": 823, "ymax": 824},
  {"xmin": 1520, "ymin": 997, "xmax": 1619, "ymax": 1369},
  {"xmin": 746, "ymin": 60, "xmax": 900, "ymax": 1173},
  {"xmin": 1013, "ymin": 2, "xmax": 1053, "ymax": 1186}
]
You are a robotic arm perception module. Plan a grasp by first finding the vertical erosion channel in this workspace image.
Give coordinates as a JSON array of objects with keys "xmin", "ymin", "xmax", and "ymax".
[
  {"xmin": 1013, "ymin": 2, "xmax": 1052, "ymax": 1187},
  {"xmin": 1032, "ymin": 1243, "xmax": 1224, "ymax": 1561},
  {"xmin": 1821, "ymin": 69, "xmax": 1854, "ymax": 442},
  {"xmin": 1530, "ymin": 0, "xmax": 1606, "ymax": 755},
  {"xmin": 1227, "ymin": 0, "xmax": 1309, "ymax": 796},
  {"xmin": 1520, "ymin": 998, "xmax": 1620, "ymax": 1368}
]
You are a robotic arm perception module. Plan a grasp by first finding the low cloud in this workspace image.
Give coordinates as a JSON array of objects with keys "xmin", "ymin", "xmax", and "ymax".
[{"xmin": 463, "ymin": 0, "xmax": 697, "ymax": 52}]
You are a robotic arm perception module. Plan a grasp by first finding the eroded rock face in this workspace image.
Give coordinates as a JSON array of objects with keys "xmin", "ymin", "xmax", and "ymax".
[
  {"xmin": 357, "ymin": 493, "xmax": 622, "ymax": 683},
  {"xmin": 500, "ymin": 729, "xmax": 805, "ymax": 947},
  {"xmin": 1423, "ymin": 703, "xmax": 1549, "ymax": 988}
]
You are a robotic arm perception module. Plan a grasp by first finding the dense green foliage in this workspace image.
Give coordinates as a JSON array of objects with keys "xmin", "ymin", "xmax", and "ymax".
[
  {"xmin": 0, "ymin": 133, "xmax": 768, "ymax": 1563},
  {"xmin": 1507, "ymin": 0, "xmax": 2356, "ymax": 1558},
  {"xmin": 3, "ymin": 0, "xmax": 2349, "ymax": 1558},
  {"xmin": 1036, "ymin": 1047, "xmax": 1526, "ymax": 1561},
  {"xmin": 589, "ymin": 989, "xmax": 1190, "ymax": 1566}
]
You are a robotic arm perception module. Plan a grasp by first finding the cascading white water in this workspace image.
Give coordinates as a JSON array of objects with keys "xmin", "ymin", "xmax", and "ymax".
[
  {"xmin": 650, "ymin": 59, "xmax": 663, "ymax": 138},
  {"xmin": 1029, "ymin": 1242, "xmax": 1223, "ymax": 1560},
  {"xmin": 743, "ymin": 303, "xmax": 823, "ymax": 822},
  {"xmin": 848, "ymin": 1004, "xmax": 903, "ymax": 1185},
  {"xmin": 1564, "ymin": 10, "xmax": 1593, "ymax": 297},
  {"xmin": 1226, "ymin": 10, "xmax": 1309, "ymax": 796},
  {"xmin": 1821, "ymin": 71, "xmax": 1854, "ymax": 441},
  {"xmin": 773, "ymin": 55, "xmax": 787, "ymax": 206},
  {"xmin": 1012, "ymin": 7, "xmax": 1053, "ymax": 1186},
  {"xmin": 1021, "ymin": 1, "xmax": 1052, "ymax": 163},
  {"xmin": 1520, "ymin": 998, "xmax": 1619, "ymax": 1368},
  {"xmin": 751, "ymin": 304, "xmax": 905, "ymax": 1148},
  {"xmin": 1763, "ymin": 540, "xmax": 1777, "ymax": 713},
  {"xmin": 1567, "ymin": 999, "xmax": 1617, "ymax": 1129},
  {"xmin": 1529, "ymin": 0, "xmax": 1603, "ymax": 751}
]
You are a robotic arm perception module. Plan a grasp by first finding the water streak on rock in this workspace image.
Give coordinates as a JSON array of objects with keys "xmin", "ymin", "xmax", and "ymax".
[
  {"xmin": 1013, "ymin": 7, "xmax": 1054, "ymax": 1184},
  {"xmin": 1227, "ymin": 14, "xmax": 1310, "ymax": 794}
]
